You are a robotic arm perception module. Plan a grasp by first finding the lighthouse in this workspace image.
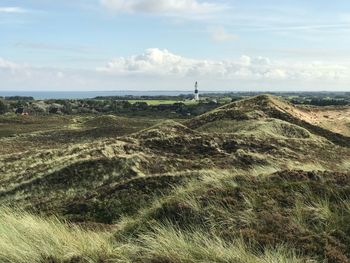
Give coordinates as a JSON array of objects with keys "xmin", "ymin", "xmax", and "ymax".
[{"xmin": 194, "ymin": 81, "xmax": 199, "ymax": 101}]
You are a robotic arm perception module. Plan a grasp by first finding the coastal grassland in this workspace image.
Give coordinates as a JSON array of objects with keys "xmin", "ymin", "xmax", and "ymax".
[
  {"xmin": 0, "ymin": 113, "xmax": 161, "ymax": 139},
  {"xmin": 2, "ymin": 95, "xmax": 350, "ymax": 262},
  {"xmin": 127, "ymin": 99, "xmax": 180, "ymax": 105},
  {"xmin": 0, "ymin": 114, "xmax": 161, "ymax": 155},
  {"xmin": 196, "ymin": 119, "xmax": 313, "ymax": 139},
  {"xmin": 0, "ymin": 114, "xmax": 75, "ymax": 138},
  {"xmin": 0, "ymin": 206, "xmax": 308, "ymax": 263},
  {"xmin": 0, "ymin": 207, "xmax": 123, "ymax": 263},
  {"xmin": 82, "ymin": 115, "xmax": 161, "ymax": 129},
  {"xmin": 132, "ymin": 224, "xmax": 306, "ymax": 263},
  {"xmin": 117, "ymin": 169, "xmax": 350, "ymax": 262},
  {"xmin": 126, "ymin": 99, "xmax": 205, "ymax": 105}
]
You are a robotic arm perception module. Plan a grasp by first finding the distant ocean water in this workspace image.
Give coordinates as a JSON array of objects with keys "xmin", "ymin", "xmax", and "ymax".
[{"xmin": 0, "ymin": 91, "xmax": 199, "ymax": 100}]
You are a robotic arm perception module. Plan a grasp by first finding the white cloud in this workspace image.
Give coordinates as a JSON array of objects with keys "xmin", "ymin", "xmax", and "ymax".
[
  {"xmin": 1, "ymin": 51, "xmax": 350, "ymax": 91},
  {"xmin": 100, "ymin": 0, "xmax": 226, "ymax": 17},
  {"xmin": 209, "ymin": 26, "xmax": 238, "ymax": 42},
  {"xmin": 0, "ymin": 7, "xmax": 27, "ymax": 14},
  {"xmin": 98, "ymin": 48, "xmax": 350, "ymax": 82},
  {"xmin": 0, "ymin": 58, "xmax": 22, "ymax": 71}
]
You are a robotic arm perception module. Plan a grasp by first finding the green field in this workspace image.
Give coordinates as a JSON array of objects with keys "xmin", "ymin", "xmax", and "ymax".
[
  {"xmin": 128, "ymin": 99, "xmax": 181, "ymax": 105},
  {"xmin": 127, "ymin": 99, "xmax": 200, "ymax": 105}
]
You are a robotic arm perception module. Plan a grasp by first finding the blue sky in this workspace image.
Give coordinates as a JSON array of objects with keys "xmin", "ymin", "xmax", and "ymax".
[{"xmin": 1, "ymin": 0, "xmax": 350, "ymax": 91}]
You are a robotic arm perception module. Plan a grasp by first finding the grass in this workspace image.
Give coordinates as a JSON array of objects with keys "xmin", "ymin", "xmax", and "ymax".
[
  {"xmin": 0, "ymin": 207, "xmax": 122, "ymax": 263},
  {"xmin": 0, "ymin": 114, "xmax": 74, "ymax": 138},
  {"xmin": 197, "ymin": 119, "xmax": 312, "ymax": 139},
  {"xmin": 0, "ymin": 114, "xmax": 160, "ymax": 155},
  {"xmin": 0, "ymin": 206, "xmax": 309, "ymax": 263},
  {"xmin": 115, "ymin": 169, "xmax": 350, "ymax": 262},
  {"xmin": 127, "ymin": 99, "xmax": 200, "ymax": 106},
  {"xmin": 127, "ymin": 99, "xmax": 180, "ymax": 105},
  {"xmin": 137, "ymin": 224, "xmax": 307, "ymax": 263}
]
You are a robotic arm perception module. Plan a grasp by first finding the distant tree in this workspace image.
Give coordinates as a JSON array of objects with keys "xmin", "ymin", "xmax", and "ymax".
[
  {"xmin": 133, "ymin": 102, "xmax": 149, "ymax": 110},
  {"xmin": 0, "ymin": 100, "xmax": 7, "ymax": 114},
  {"xmin": 5, "ymin": 96, "xmax": 33, "ymax": 101},
  {"xmin": 62, "ymin": 102, "xmax": 73, "ymax": 114},
  {"xmin": 112, "ymin": 101, "xmax": 132, "ymax": 111},
  {"xmin": 48, "ymin": 107, "xmax": 59, "ymax": 114},
  {"xmin": 12, "ymin": 100, "xmax": 27, "ymax": 109}
]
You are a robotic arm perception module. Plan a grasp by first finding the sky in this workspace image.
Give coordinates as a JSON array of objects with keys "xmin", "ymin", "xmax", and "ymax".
[{"xmin": 1, "ymin": 0, "xmax": 350, "ymax": 91}]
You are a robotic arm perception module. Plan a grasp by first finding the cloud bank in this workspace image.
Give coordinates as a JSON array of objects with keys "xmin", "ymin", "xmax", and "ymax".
[
  {"xmin": 98, "ymin": 48, "xmax": 348, "ymax": 82},
  {"xmin": 1, "ymin": 49, "xmax": 350, "ymax": 91},
  {"xmin": 0, "ymin": 58, "xmax": 23, "ymax": 72}
]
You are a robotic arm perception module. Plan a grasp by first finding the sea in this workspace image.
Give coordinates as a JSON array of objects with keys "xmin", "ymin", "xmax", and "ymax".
[{"xmin": 0, "ymin": 91, "xmax": 199, "ymax": 100}]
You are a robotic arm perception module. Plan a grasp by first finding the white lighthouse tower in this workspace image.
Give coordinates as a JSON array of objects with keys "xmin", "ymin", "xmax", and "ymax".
[{"xmin": 194, "ymin": 81, "xmax": 199, "ymax": 101}]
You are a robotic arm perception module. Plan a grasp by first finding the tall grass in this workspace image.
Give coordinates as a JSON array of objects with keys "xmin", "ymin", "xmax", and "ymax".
[
  {"xmin": 0, "ymin": 206, "xmax": 311, "ymax": 263},
  {"xmin": 139, "ymin": 224, "xmax": 308, "ymax": 263},
  {"xmin": 0, "ymin": 207, "xmax": 129, "ymax": 263}
]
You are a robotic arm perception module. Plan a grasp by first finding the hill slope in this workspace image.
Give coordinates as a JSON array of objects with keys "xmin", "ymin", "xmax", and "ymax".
[
  {"xmin": 1, "ymin": 96, "xmax": 350, "ymax": 221},
  {"xmin": 1, "ymin": 95, "xmax": 350, "ymax": 262},
  {"xmin": 187, "ymin": 95, "xmax": 350, "ymax": 147}
]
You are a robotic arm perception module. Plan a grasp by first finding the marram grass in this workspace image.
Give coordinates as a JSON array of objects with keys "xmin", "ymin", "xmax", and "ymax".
[
  {"xmin": 138, "ymin": 224, "xmax": 311, "ymax": 263},
  {"xmin": 0, "ymin": 207, "xmax": 126, "ymax": 263},
  {"xmin": 0, "ymin": 207, "xmax": 311, "ymax": 263}
]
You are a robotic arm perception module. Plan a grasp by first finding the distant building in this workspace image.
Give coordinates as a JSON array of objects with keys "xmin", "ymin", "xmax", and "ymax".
[{"xmin": 194, "ymin": 81, "xmax": 199, "ymax": 101}]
